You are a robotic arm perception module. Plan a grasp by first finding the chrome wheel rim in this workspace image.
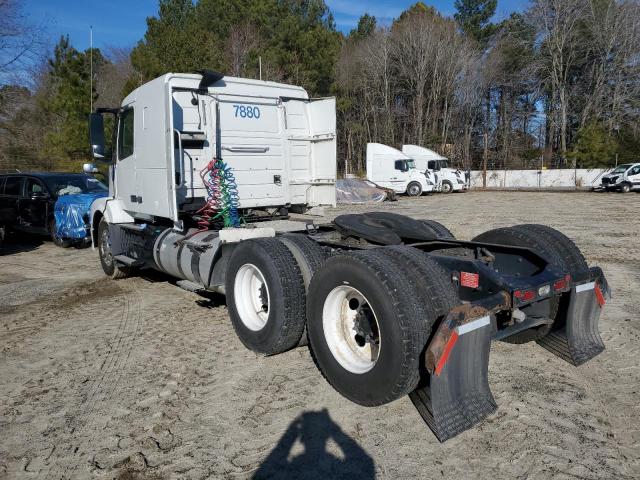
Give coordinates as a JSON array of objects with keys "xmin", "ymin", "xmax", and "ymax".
[{"xmin": 100, "ymin": 227, "xmax": 113, "ymax": 267}]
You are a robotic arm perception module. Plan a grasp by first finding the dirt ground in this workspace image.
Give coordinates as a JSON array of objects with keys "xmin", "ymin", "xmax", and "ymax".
[{"xmin": 1, "ymin": 191, "xmax": 639, "ymax": 480}]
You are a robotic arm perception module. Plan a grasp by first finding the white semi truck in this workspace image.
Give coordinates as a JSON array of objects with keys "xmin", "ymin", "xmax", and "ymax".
[
  {"xmin": 365, "ymin": 143, "xmax": 435, "ymax": 196},
  {"xmin": 88, "ymin": 71, "xmax": 610, "ymax": 442},
  {"xmin": 402, "ymin": 145, "xmax": 467, "ymax": 193}
]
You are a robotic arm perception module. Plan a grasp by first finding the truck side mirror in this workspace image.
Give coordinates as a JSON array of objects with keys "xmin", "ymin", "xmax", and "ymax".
[
  {"xmin": 89, "ymin": 113, "xmax": 106, "ymax": 160},
  {"xmin": 83, "ymin": 163, "xmax": 99, "ymax": 174}
]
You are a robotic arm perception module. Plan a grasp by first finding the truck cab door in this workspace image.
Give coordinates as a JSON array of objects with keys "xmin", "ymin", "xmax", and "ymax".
[
  {"xmin": 393, "ymin": 160, "xmax": 410, "ymax": 191},
  {"xmin": 114, "ymin": 105, "xmax": 138, "ymax": 211}
]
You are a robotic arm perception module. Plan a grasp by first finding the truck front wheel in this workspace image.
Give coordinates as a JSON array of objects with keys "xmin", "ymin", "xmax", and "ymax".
[
  {"xmin": 98, "ymin": 220, "xmax": 130, "ymax": 279},
  {"xmin": 406, "ymin": 182, "xmax": 422, "ymax": 197},
  {"xmin": 225, "ymin": 238, "xmax": 306, "ymax": 355},
  {"xmin": 441, "ymin": 180, "xmax": 453, "ymax": 194},
  {"xmin": 620, "ymin": 182, "xmax": 631, "ymax": 193}
]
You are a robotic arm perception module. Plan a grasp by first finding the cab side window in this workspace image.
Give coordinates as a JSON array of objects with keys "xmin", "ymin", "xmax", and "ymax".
[
  {"xmin": 4, "ymin": 177, "xmax": 23, "ymax": 196},
  {"xmin": 26, "ymin": 179, "xmax": 44, "ymax": 195},
  {"xmin": 427, "ymin": 161, "xmax": 434, "ymax": 170},
  {"xmin": 394, "ymin": 160, "xmax": 407, "ymax": 172},
  {"xmin": 118, "ymin": 108, "xmax": 135, "ymax": 160},
  {"xmin": 629, "ymin": 166, "xmax": 640, "ymax": 176}
]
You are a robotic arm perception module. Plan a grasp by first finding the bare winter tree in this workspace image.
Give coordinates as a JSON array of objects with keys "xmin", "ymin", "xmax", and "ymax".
[
  {"xmin": 529, "ymin": 0, "xmax": 588, "ymax": 165},
  {"xmin": 96, "ymin": 47, "xmax": 134, "ymax": 108},
  {"xmin": 0, "ymin": 0, "xmax": 45, "ymax": 83},
  {"xmin": 225, "ymin": 22, "xmax": 261, "ymax": 77}
]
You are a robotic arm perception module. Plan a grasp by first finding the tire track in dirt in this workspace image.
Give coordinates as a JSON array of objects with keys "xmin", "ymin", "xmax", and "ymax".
[{"xmin": 39, "ymin": 282, "xmax": 142, "ymax": 479}]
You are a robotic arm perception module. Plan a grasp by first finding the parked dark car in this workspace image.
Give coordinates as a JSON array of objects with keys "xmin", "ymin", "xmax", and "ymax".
[{"xmin": 0, "ymin": 172, "xmax": 108, "ymax": 247}]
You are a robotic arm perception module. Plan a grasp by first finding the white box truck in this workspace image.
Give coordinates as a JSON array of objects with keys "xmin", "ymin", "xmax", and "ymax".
[
  {"xmin": 402, "ymin": 145, "xmax": 467, "ymax": 193},
  {"xmin": 365, "ymin": 143, "xmax": 435, "ymax": 196},
  {"xmin": 86, "ymin": 71, "xmax": 610, "ymax": 442}
]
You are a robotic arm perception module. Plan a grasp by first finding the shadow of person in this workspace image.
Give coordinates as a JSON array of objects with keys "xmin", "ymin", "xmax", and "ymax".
[{"xmin": 252, "ymin": 409, "xmax": 375, "ymax": 480}]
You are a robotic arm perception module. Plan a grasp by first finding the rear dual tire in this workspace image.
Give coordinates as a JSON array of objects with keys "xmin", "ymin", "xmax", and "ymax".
[
  {"xmin": 306, "ymin": 247, "xmax": 458, "ymax": 406},
  {"xmin": 225, "ymin": 236, "xmax": 329, "ymax": 355}
]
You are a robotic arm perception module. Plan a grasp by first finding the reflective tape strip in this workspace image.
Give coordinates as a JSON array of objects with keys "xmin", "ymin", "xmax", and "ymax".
[
  {"xmin": 456, "ymin": 315, "xmax": 491, "ymax": 336},
  {"xmin": 576, "ymin": 281, "xmax": 596, "ymax": 293},
  {"xmin": 595, "ymin": 284, "xmax": 606, "ymax": 307}
]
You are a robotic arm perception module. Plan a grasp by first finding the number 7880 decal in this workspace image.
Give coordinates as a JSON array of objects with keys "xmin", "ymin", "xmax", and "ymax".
[{"xmin": 233, "ymin": 104, "xmax": 261, "ymax": 119}]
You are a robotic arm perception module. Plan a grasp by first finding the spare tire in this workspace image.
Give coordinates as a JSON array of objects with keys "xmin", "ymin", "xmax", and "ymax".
[
  {"xmin": 306, "ymin": 248, "xmax": 457, "ymax": 406},
  {"xmin": 472, "ymin": 224, "xmax": 589, "ymax": 343},
  {"xmin": 419, "ymin": 220, "xmax": 455, "ymax": 239}
]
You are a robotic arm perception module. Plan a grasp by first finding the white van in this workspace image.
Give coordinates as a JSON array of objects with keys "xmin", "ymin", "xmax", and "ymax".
[
  {"xmin": 402, "ymin": 145, "xmax": 466, "ymax": 193},
  {"xmin": 366, "ymin": 143, "xmax": 434, "ymax": 196},
  {"xmin": 600, "ymin": 163, "xmax": 640, "ymax": 193}
]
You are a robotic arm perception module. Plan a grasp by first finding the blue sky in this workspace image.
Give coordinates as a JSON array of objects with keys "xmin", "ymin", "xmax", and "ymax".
[{"xmin": 23, "ymin": 0, "xmax": 529, "ymax": 52}]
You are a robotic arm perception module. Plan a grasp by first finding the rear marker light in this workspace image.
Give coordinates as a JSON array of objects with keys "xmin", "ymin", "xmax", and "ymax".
[
  {"xmin": 460, "ymin": 272, "xmax": 479, "ymax": 289},
  {"xmin": 553, "ymin": 274, "xmax": 571, "ymax": 292},
  {"xmin": 554, "ymin": 279, "xmax": 566, "ymax": 291},
  {"xmin": 515, "ymin": 289, "xmax": 536, "ymax": 302}
]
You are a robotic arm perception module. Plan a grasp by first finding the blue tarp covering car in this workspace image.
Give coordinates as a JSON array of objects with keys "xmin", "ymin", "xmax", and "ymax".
[{"xmin": 54, "ymin": 192, "xmax": 108, "ymax": 240}]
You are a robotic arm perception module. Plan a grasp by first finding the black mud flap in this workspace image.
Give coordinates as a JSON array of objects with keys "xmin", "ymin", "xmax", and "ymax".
[
  {"xmin": 409, "ymin": 294, "xmax": 508, "ymax": 442},
  {"xmin": 537, "ymin": 267, "xmax": 610, "ymax": 366}
]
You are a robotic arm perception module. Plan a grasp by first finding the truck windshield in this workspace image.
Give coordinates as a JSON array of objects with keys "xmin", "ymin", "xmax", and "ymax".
[
  {"xmin": 611, "ymin": 164, "xmax": 632, "ymax": 174},
  {"xmin": 44, "ymin": 175, "xmax": 108, "ymax": 196},
  {"xmin": 406, "ymin": 159, "xmax": 416, "ymax": 169}
]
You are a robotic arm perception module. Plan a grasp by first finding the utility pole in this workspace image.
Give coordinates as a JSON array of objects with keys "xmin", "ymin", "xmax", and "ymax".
[
  {"xmin": 90, "ymin": 26, "xmax": 93, "ymax": 113},
  {"xmin": 259, "ymin": 56, "xmax": 262, "ymax": 81},
  {"xmin": 482, "ymin": 133, "xmax": 488, "ymax": 189}
]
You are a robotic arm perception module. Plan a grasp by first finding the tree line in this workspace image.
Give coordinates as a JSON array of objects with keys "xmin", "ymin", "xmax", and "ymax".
[{"xmin": 1, "ymin": 0, "xmax": 639, "ymax": 175}]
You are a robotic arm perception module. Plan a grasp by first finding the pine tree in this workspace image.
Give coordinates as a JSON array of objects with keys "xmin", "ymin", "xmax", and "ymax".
[
  {"xmin": 42, "ymin": 36, "xmax": 105, "ymax": 165},
  {"xmin": 454, "ymin": 0, "xmax": 497, "ymax": 45}
]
